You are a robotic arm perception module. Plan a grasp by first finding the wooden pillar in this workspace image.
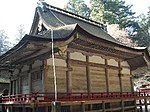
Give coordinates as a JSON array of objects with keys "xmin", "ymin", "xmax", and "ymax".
[
  {"xmin": 66, "ymin": 52, "xmax": 72, "ymax": 93},
  {"xmin": 86, "ymin": 56, "xmax": 91, "ymax": 93},
  {"xmin": 144, "ymin": 98, "xmax": 148, "ymax": 112},
  {"xmin": 16, "ymin": 69, "xmax": 21, "ymax": 94},
  {"xmin": 28, "ymin": 64, "xmax": 32, "ymax": 93},
  {"xmin": 17, "ymin": 69, "xmax": 21, "ymax": 94},
  {"xmin": 139, "ymin": 100, "xmax": 143, "ymax": 112},
  {"xmin": 15, "ymin": 80, "xmax": 17, "ymax": 94},
  {"xmin": 81, "ymin": 102, "xmax": 85, "ymax": 112},
  {"xmin": 69, "ymin": 106, "xmax": 73, "ymax": 112},
  {"xmin": 105, "ymin": 59, "xmax": 109, "ymax": 92},
  {"xmin": 8, "ymin": 106, "xmax": 13, "ymax": 112},
  {"xmin": 102, "ymin": 101, "xmax": 105, "ymax": 112},
  {"xmin": 22, "ymin": 105, "xmax": 26, "ymax": 112},
  {"xmin": 12, "ymin": 81, "xmax": 15, "ymax": 95},
  {"xmin": 130, "ymin": 70, "xmax": 134, "ymax": 92},
  {"xmin": 121, "ymin": 100, "xmax": 124, "ymax": 112},
  {"xmin": 118, "ymin": 61, "xmax": 123, "ymax": 92}
]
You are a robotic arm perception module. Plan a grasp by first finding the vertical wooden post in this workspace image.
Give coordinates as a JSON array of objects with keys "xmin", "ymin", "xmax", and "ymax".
[
  {"xmin": 12, "ymin": 81, "xmax": 15, "ymax": 95},
  {"xmin": 144, "ymin": 98, "xmax": 148, "ymax": 112},
  {"xmin": 121, "ymin": 100, "xmax": 124, "ymax": 112},
  {"xmin": 15, "ymin": 79, "xmax": 18, "ymax": 94},
  {"xmin": 81, "ymin": 102, "xmax": 85, "ymax": 112},
  {"xmin": 130, "ymin": 70, "xmax": 134, "ymax": 92},
  {"xmin": 66, "ymin": 51, "xmax": 72, "ymax": 93},
  {"xmin": 102, "ymin": 101, "xmax": 105, "ymax": 112},
  {"xmin": 28, "ymin": 64, "xmax": 32, "ymax": 93},
  {"xmin": 45, "ymin": 106, "xmax": 49, "ymax": 112},
  {"xmin": 118, "ymin": 61, "xmax": 123, "ymax": 92},
  {"xmin": 139, "ymin": 100, "xmax": 143, "ymax": 112},
  {"xmin": 22, "ymin": 105, "xmax": 26, "ymax": 112},
  {"xmin": 86, "ymin": 56, "xmax": 91, "ymax": 93},
  {"xmin": 18, "ymin": 68, "xmax": 21, "ymax": 94},
  {"xmin": 105, "ymin": 59, "xmax": 109, "ymax": 92},
  {"xmin": 69, "ymin": 106, "xmax": 73, "ymax": 112}
]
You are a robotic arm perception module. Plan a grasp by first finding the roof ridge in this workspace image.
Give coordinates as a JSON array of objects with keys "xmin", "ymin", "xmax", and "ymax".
[{"xmin": 41, "ymin": 2, "xmax": 107, "ymax": 31}]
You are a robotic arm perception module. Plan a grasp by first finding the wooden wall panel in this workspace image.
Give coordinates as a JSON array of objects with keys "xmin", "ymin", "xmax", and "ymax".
[
  {"xmin": 45, "ymin": 66, "xmax": 54, "ymax": 92},
  {"xmin": 121, "ymin": 61, "xmax": 130, "ymax": 67},
  {"xmin": 32, "ymin": 80, "xmax": 43, "ymax": 92},
  {"xmin": 71, "ymin": 66, "xmax": 87, "ymax": 92},
  {"xmin": 89, "ymin": 55, "xmax": 105, "ymax": 64},
  {"xmin": 32, "ymin": 60, "xmax": 43, "ymax": 68},
  {"xmin": 45, "ymin": 66, "xmax": 67, "ymax": 93},
  {"xmin": 21, "ymin": 74, "xmax": 29, "ymax": 94},
  {"xmin": 108, "ymin": 59, "xmax": 118, "ymax": 67},
  {"xmin": 122, "ymin": 76, "xmax": 131, "ymax": 92},
  {"xmin": 122, "ymin": 68, "xmax": 130, "ymax": 75},
  {"xmin": 70, "ymin": 52, "xmax": 86, "ymax": 61},
  {"xmin": 90, "ymin": 67, "xmax": 106, "ymax": 92},
  {"xmin": 108, "ymin": 69, "xmax": 120, "ymax": 92},
  {"xmin": 56, "ymin": 67, "xmax": 67, "ymax": 92},
  {"xmin": 47, "ymin": 58, "xmax": 67, "ymax": 67}
]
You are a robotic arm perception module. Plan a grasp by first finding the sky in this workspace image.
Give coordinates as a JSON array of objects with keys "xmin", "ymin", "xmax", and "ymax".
[{"xmin": 0, "ymin": 0, "xmax": 149, "ymax": 42}]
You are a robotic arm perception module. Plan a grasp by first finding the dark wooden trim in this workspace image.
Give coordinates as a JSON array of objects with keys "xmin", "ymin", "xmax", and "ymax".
[
  {"xmin": 66, "ymin": 52, "xmax": 72, "ymax": 93},
  {"xmin": 102, "ymin": 101, "xmax": 106, "ymax": 112},
  {"xmin": 28, "ymin": 64, "xmax": 32, "ymax": 93},
  {"xmin": 105, "ymin": 59, "xmax": 109, "ymax": 92},
  {"xmin": 118, "ymin": 61, "xmax": 123, "ymax": 92},
  {"xmin": 86, "ymin": 56, "xmax": 91, "ymax": 93},
  {"xmin": 18, "ymin": 68, "xmax": 22, "ymax": 94},
  {"xmin": 130, "ymin": 70, "xmax": 134, "ymax": 92}
]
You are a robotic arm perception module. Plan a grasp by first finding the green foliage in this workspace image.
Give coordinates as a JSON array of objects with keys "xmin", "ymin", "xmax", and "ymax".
[
  {"xmin": 64, "ymin": 0, "xmax": 90, "ymax": 18},
  {"xmin": 90, "ymin": 0, "xmax": 135, "ymax": 28},
  {"xmin": 129, "ymin": 11, "xmax": 150, "ymax": 47},
  {"xmin": 64, "ymin": 0, "xmax": 150, "ymax": 46},
  {"xmin": 0, "ymin": 30, "xmax": 10, "ymax": 55},
  {"xmin": 90, "ymin": 0, "xmax": 104, "ymax": 22}
]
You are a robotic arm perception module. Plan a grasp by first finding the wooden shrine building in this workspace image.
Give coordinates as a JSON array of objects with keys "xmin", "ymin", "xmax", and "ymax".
[{"xmin": 0, "ymin": 2, "xmax": 150, "ymax": 112}]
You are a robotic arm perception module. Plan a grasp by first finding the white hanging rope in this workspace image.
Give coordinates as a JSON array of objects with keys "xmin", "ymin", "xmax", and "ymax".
[{"xmin": 51, "ymin": 29, "xmax": 57, "ymax": 102}]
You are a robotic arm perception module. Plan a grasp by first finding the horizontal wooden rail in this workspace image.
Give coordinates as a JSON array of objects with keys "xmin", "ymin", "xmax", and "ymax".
[{"xmin": 1, "ymin": 92, "xmax": 149, "ymax": 103}]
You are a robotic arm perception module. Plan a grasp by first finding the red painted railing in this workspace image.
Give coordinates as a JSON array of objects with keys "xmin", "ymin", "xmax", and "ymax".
[{"xmin": 1, "ymin": 92, "xmax": 149, "ymax": 103}]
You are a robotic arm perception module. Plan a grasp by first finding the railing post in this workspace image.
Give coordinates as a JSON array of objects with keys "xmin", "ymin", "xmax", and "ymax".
[
  {"xmin": 51, "ymin": 101, "xmax": 61, "ymax": 112},
  {"xmin": 81, "ymin": 102, "xmax": 85, "ymax": 112},
  {"xmin": 139, "ymin": 100, "xmax": 143, "ymax": 112},
  {"xmin": 134, "ymin": 99, "xmax": 137, "ymax": 112},
  {"xmin": 121, "ymin": 100, "xmax": 124, "ymax": 112},
  {"xmin": 102, "ymin": 101, "xmax": 105, "ymax": 112},
  {"xmin": 144, "ymin": 98, "xmax": 148, "ymax": 112}
]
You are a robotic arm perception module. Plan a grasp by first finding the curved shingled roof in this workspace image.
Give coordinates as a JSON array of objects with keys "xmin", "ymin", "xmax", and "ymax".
[{"xmin": 35, "ymin": 2, "xmax": 120, "ymax": 44}]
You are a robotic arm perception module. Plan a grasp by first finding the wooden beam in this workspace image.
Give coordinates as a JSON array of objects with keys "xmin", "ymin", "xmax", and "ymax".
[
  {"xmin": 28, "ymin": 64, "xmax": 32, "ymax": 93},
  {"xmin": 18, "ymin": 68, "xmax": 22, "ymax": 94},
  {"xmin": 130, "ymin": 70, "xmax": 134, "ymax": 92},
  {"xmin": 66, "ymin": 52, "xmax": 72, "ymax": 93},
  {"xmin": 86, "ymin": 56, "xmax": 91, "ymax": 93},
  {"xmin": 118, "ymin": 61, "xmax": 122, "ymax": 92},
  {"xmin": 105, "ymin": 59, "xmax": 109, "ymax": 92},
  {"xmin": 81, "ymin": 102, "xmax": 85, "ymax": 112},
  {"xmin": 102, "ymin": 101, "xmax": 105, "ymax": 112},
  {"xmin": 139, "ymin": 100, "xmax": 143, "ymax": 112},
  {"xmin": 121, "ymin": 100, "xmax": 124, "ymax": 112},
  {"xmin": 144, "ymin": 98, "xmax": 148, "ymax": 112}
]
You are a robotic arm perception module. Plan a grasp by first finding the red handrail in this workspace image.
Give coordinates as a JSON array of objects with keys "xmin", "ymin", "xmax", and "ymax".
[{"xmin": 1, "ymin": 92, "xmax": 149, "ymax": 103}]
